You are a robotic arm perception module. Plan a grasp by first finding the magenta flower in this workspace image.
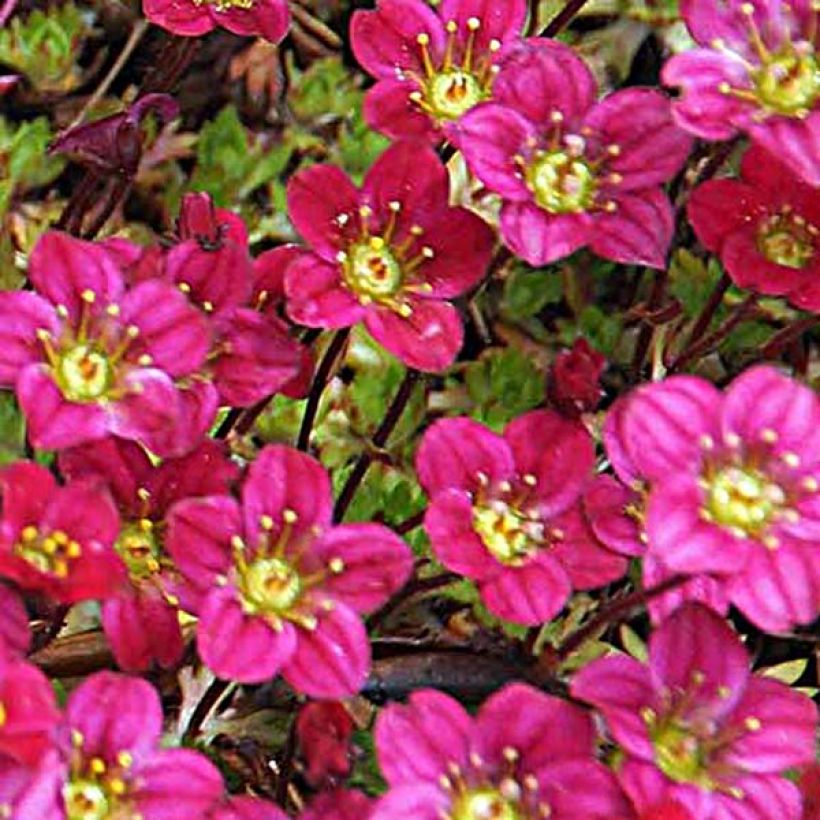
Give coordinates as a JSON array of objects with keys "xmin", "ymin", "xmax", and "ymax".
[
  {"xmin": 351, "ymin": 0, "xmax": 527, "ymax": 143},
  {"xmin": 584, "ymin": 395, "xmax": 730, "ymax": 625},
  {"xmin": 58, "ymin": 435, "xmax": 239, "ymax": 672},
  {"xmin": 0, "ymin": 461, "xmax": 125, "ymax": 604},
  {"xmin": 613, "ymin": 365, "xmax": 820, "ymax": 632},
  {"xmin": 457, "ymin": 39, "xmax": 693, "ymax": 268},
  {"xmin": 662, "ymin": 0, "xmax": 820, "ymax": 186},
  {"xmin": 210, "ymin": 789, "xmax": 372, "ymax": 820},
  {"xmin": 0, "ymin": 231, "xmax": 213, "ymax": 455},
  {"xmin": 371, "ymin": 682, "xmax": 632, "ymax": 819},
  {"xmin": 0, "ymin": 585, "xmax": 29, "ymax": 657},
  {"xmin": 416, "ymin": 410, "xmax": 628, "ymax": 625},
  {"xmin": 167, "ymin": 444, "xmax": 413, "ymax": 696},
  {"xmin": 0, "ymin": 654, "xmax": 60, "ymax": 768},
  {"xmin": 143, "ymin": 0, "xmax": 290, "ymax": 43},
  {"xmin": 6, "ymin": 671, "xmax": 224, "ymax": 819},
  {"xmin": 572, "ymin": 603, "xmax": 818, "ymax": 818},
  {"xmin": 688, "ymin": 144, "xmax": 820, "ymax": 311},
  {"xmin": 284, "ymin": 139, "xmax": 495, "ymax": 372}
]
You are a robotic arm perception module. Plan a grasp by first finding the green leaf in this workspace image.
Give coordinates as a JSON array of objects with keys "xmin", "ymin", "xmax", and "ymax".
[
  {"xmin": 668, "ymin": 249, "xmax": 723, "ymax": 318},
  {"xmin": 619, "ymin": 624, "xmax": 648, "ymax": 662},
  {"xmin": 502, "ymin": 265, "xmax": 564, "ymax": 320},
  {"xmin": 760, "ymin": 658, "xmax": 808, "ymax": 685}
]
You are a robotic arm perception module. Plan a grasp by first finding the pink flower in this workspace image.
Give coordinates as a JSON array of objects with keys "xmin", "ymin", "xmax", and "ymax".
[
  {"xmin": 143, "ymin": 0, "xmax": 290, "ymax": 43},
  {"xmin": 284, "ymin": 139, "xmax": 495, "ymax": 372},
  {"xmin": 0, "ymin": 585, "xmax": 30, "ymax": 657},
  {"xmin": 0, "ymin": 654, "xmax": 60, "ymax": 768},
  {"xmin": 0, "ymin": 231, "xmax": 213, "ymax": 455},
  {"xmin": 167, "ymin": 444, "xmax": 413, "ymax": 696},
  {"xmin": 210, "ymin": 789, "xmax": 372, "ymax": 820},
  {"xmin": 547, "ymin": 337, "xmax": 606, "ymax": 418},
  {"xmin": 0, "ymin": 461, "xmax": 125, "ymax": 604},
  {"xmin": 416, "ymin": 410, "xmax": 627, "ymax": 625},
  {"xmin": 613, "ymin": 365, "xmax": 820, "ymax": 632},
  {"xmin": 351, "ymin": 0, "xmax": 527, "ymax": 143},
  {"xmin": 572, "ymin": 603, "xmax": 818, "ymax": 819},
  {"xmin": 457, "ymin": 39, "xmax": 693, "ymax": 268},
  {"xmin": 58, "ymin": 435, "xmax": 239, "ymax": 672},
  {"xmin": 7, "ymin": 671, "xmax": 224, "ymax": 819},
  {"xmin": 371, "ymin": 683, "xmax": 633, "ymax": 819},
  {"xmin": 662, "ymin": 0, "xmax": 820, "ymax": 186},
  {"xmin": 688, "ymin": 143, "xmax": 820, "ymax": 310},
  {"xmin": 584, "ymin": 395, "xmax": 730, "ymax": 625}
]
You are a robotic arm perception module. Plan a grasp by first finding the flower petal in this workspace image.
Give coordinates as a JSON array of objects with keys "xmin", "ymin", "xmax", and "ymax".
[
  {"xmin": 500, "ymin": 202, "xmax": 591, "ymax": 267},
  {"xmin": 0, "ymin": 292, "xmax": 58, "ymax": 386}
]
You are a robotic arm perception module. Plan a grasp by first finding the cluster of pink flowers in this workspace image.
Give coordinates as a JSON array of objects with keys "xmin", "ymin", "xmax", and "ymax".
[{"xmin": 0, "ymin": 0, "xmax": 816, "ymax": 815}]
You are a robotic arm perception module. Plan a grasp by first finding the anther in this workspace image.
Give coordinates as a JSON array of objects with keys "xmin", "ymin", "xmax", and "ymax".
[
  {"xmin": 760, "ymin": 428, "xmax": 778, "ymax": 443},
  {"xmin": 329, "ymin": 557, "xmax": 345, "ymax": 573},
  {"xmin": 138, "ymin": 354, "xmax": 153, "ymax": 366},
  {"xmin": 502, "ymin": 746, "xmax": 519, "ymax": 763},
  {"xmin": 90, "ymin": 757, "xmax": 106, "ymax": 775},
  {"xmin": 523, "ymin": 474, "xmax": 537, "ymax": 486},
  {"xmin": 724, "ymin": 432, "xmax": 741, "ymax": 448},
  {"xmin": 81, "ymin": 289, "xmax": 96, "ymax": 304},
  {"xmin": 466, "ymin": 16, "xmax": 480, "ymax": 29},
  {"xmin": 106, "ymin": 304, "xmax": 121, "ymax": 317},
  {"xmin": 801, "ymin": 476, "xmax": 818, "ymax": 492},
  {"xmin": 388, "ymin": 200, "xmax": 401, "ymax": 212},
  {"xmin": 260, "ymin": 514, "xmax": 274, "ymax": 531},
  {"xmin": 744, "ymin": 716, "xmax": 762, "ymax": 731},
  {"xmin": 283, "ymin": 509, "xmax": 298, "ymax": 524},
  {"xmin": 781, "ymin": 452, "xmax": 800, "ymax": 468}
]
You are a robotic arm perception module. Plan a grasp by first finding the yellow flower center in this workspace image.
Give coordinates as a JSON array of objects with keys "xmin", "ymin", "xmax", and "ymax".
[
  {"xmin": 343, "ymin": 237, "xmax": 403, "ymax": 299},
  {"xmin": 704, "ymin": 465, "xmax": 785, "ymax": 537},
  {"xmin": 752, "ymin": 47, "xmax": 819, "ymax": 117},
  {"xmin": 647, "ymin": 715, "xmax": 713, "ymax": 789},
  {"xmin": 757, "ymin": 212, "xmax": 815, "ymax": 269},
  {"xmin": 412, "ymin": 18, "xmax": 498, "ymax": 123},
  {"xmin": 63, "ymin": 751, "xmax": 133, "ymax": 820},
  {"xmin": 116, "ymin": 519, "xmax": 162, "ymax": 580},
  {"xmin": 192, "ymin": 0, "xmax": 254, "ymax": 10},
  {"xmin": 56, "ymin": 344, "xmax": 112, "ymax": 403},
  {"xmin": 240, "ymin": 556, "xmax": 303, "ymax": 616},
  {"xmin": 527, "ymin": 151, "xmax": 597, "ymax": 215},
  {"xmin": 14, "ymin": 526, "xmax": 82, "ymax": 579},
  {"xmin": 451, "ymin": 788, "xmax": 522, "ymax": 820},
  {"xmin": 472, "ymin": 501, "xmax": 540, "ymax": 566}
]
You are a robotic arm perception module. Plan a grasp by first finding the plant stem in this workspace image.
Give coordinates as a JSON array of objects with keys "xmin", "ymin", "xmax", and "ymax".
[
  {"xmin": 556, "ymin": 574, "xmax": 688, "ymax": 661},
  {"xmin": 541, "ymin": 0, "xmax": 590, "ymax": 36},
  {"xmin": 668, "ymin": 293, "xmax": 758, "ymax": 371},
  {"xmin": 297, "ymin": 328, "xmax": 349, "ymax": 451},
  {"xmin": 759, "ymin": 315, "xmax": 818, "ymax": 360},
  {"xmin": 333, "ymin": 369, "xmax": 421, "ymax": 522},
  {"xmin": 631, "ymin": 268, "xmax": 669, "ymax": 380},
  {"xmin": 676, "ymin": 271, "xmax": 730, "ymax": 357},
  {"xmin": 394, "ymin": 508, "xmax": 425, "ymax": 535}
]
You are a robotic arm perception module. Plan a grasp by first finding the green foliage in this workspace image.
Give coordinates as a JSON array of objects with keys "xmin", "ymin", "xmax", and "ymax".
[
  {"xmin": 0, "ymin": 393, "xmax": 25, "ymax": 466},
  {"xmin": 668, "ymin": 249, "xmax": 723, "ymax": 317},
  {"xmin": 0, "ymin": 3, "xmax": 92, "ymax": 92},
  {"xmin": 558, "ymin": 305, "xmax": 623, "ymax": 358},
  {"xmin": 349, "ymin": 728, "xmax": 387, "ymax": 796},
  {"xmin": 0, "ymin": 117, "xmax": 64, "ymax": 217},
  {"xmin": 188, "ymin": 106, "xmax": 294, "ymax": 209},
  {"xmin": 464, "ymin": 348, "xmax": 544, "ymax": 431},
  {"xmin": 501, "ymin": 265, "xmax": 564, "ymax": 320}
]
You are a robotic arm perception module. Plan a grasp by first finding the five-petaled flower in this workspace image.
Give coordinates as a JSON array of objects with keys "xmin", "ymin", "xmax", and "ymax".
[
  {"xmin": 572, "ymin": 603, "xmax": 818, "ymax": 819},
  {"xmin": 1, "ymin": 671, "xmax": 223, "ymax": 819},
  {"xmin": 0, "ymin": 461, "xmax": 125, "ymax": 604},
  {"xmin": 688, "ymin": 143, "xmax": 820, "ymax": 311},
  {"xmin": 58, "ymin": 435, "xmax": 239, "ymax": 673},
  {"xmin": 351, "ymin": 0, "xmax": 527, "ymax": 143},
  {"xmin": 458, "ymin": 39, "xmax": 693, "ymax": 268},
  {"xmin": 143, "ymin": 0, "xmax": 290, "ymax": 43},
  {"xmin": 416, "ymin": 410, "xmax": 627, "ymax": 625},
  {"xmin": 663, "ymin": 0, "xmax": 820, "ymax": 186},
  {"xmin": 611, "ymin": 365, "xmax": 820, "ymax": 632},
  {"xmin": 167, "ymin": 444, "xmax": 413, "ymax": 696},
  {"xmin": 370, "ymin": 682, "xmax": 633, "ymax": 819},
  {"xmin": 0, "ymin": 231, "xmax": 213, "ymax": 456},
  {"xmin": 284, "ymin": 139, "xmax": 495, "ymax": 372}
]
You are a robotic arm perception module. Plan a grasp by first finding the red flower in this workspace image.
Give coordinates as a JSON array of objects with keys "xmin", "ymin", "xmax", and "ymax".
[
  {"xmin": 547, "ymin": 338, "xmax": 606, "ymax": 418},
  {"xmin": 351, "ymin": 0, "xmax": 527, "ymax": 143},
  {"xmin": 59, "ymin": 435, "xmax": 239, "ymax": 672},
  {"xmin": 143, "ymin": 0, "xmax": 290, "ymax": 43},
  {"xmin": 284, "ymin": 140, "xmax": 495, "ymax": 372},
  {"xmin": 296, "ymin": 701, "xmax": 354, "ymax": 787},
  {"xmin": 688, "ymin": 144, "xmax": 820, "ymax": 311},
  {"xmin": 0, "ymin": 462, "xmax": 125, "ymax": 604}
]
